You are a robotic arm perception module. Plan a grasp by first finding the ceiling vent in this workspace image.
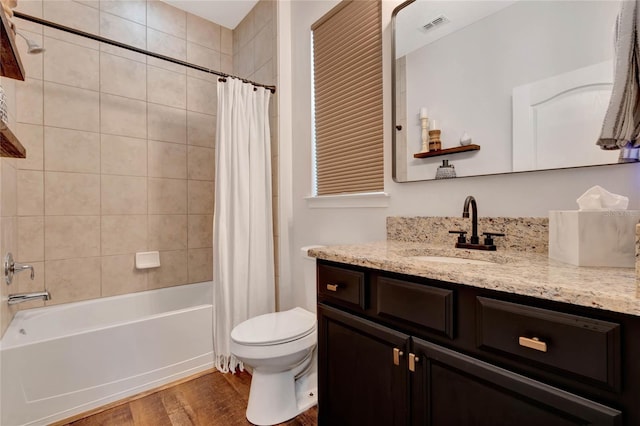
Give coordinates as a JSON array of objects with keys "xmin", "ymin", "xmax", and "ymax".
[{"xmin": 422, "ymin": 15, "xmax": 449, "ymax": 31}]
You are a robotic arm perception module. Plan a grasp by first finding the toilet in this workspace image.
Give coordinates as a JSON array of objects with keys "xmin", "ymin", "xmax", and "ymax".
[{"xmin": 230, "ymin": 246, "xmax": 321, "ymax": 425}]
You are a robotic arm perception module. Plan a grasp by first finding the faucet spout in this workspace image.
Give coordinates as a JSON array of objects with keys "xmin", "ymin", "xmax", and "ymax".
[
  {"xmin": 453, "ymin": 195, "xmax": 504, "ymax": 251},
  {"xmin": 462, "ymin": 196, "xmax": 479, "ymax": 244},
  {"xmin": 8, "ymin": 291, "xmax": 50, "ymax": 305}
]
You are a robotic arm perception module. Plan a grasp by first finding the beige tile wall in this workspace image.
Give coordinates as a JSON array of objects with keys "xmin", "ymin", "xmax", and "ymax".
[
  {"xmin": 1, "ymin": 0, "xmax": 278, "ymax": 335},
  {"xmin": 2, "ymin": 0, "xmax": 233, "ymax": 323},
  {"xmin": 232, "ymin": 0, "xmax": 279, "ymax": 301},
  {"xmin": 1, "ymin": 75, "xmax": 20, "ymax": 336}
]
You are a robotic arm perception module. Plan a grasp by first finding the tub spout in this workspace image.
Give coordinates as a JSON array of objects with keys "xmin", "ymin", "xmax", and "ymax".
[{"xmin": 8, "ymin": 291, "xmax": 50, "ymax": 305}]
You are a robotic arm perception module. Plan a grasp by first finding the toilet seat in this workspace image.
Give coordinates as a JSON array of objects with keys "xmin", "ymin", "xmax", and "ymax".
[{"xmin": 231, "ymin": 307, "xmax": 316, "ymax": 346}]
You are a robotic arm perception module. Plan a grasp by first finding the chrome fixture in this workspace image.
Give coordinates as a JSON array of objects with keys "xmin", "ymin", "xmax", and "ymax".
[
  {"xmin": 15, "ymin": 31, "xmax": 45, "ymax": 54},
  {"xmin": 449, "ymin": 196, "xmax": 505, "ymax": 251},
  {"xmin": 8, "ymin": 291, "xmax": 50, "ymax": 305},
  {"xmin": 4, "ymin": 252, "xmax": 34, "ymax": 285}
]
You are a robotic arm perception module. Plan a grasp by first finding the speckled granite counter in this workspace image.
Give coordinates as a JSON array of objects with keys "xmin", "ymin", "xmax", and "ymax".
[
  {"xmin": 308, "ymin": 240, "xmax": 640, "ymax": 317},
  {"xmin": 387, "ymin": 216, "xmax": 549, "ymax": 253}
]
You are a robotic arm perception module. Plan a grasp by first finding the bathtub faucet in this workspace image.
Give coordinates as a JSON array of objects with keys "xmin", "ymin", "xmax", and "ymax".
[{"xmin": 8, "ymin": 291, "xmax": 50, "ymax": 305}]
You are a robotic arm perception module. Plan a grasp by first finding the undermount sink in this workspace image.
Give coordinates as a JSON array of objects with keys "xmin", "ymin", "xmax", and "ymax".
[{"xmin": 409, "ymin": 256, "xmax": 496, "ymax": 266}]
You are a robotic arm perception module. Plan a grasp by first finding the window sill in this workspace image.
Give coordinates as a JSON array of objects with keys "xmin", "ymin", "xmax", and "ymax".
[{"xmin": 305, "ymin": 192, "xmax": 390, "ymax": 209}]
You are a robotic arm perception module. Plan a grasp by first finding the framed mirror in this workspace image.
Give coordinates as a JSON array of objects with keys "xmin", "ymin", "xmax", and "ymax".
[{"xmin": 392, "ymin": 0, "xmax": 634, "ymax": 182}]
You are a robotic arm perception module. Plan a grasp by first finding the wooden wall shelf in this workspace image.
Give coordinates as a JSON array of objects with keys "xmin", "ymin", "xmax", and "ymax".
[
  {"xmin": 1, "ymin": 121, "xmax": 26, "ymax": 158},
  {"xmin": 0, "ymin": 3, "xmax": 27, "ymax": 157},
  {"xmin": 413, "ymin": 144, "xmax": 480, "ymax": 159},
  {"xmin": 0, "ymin": 3, "xmax": 25, "ymax": 81}
]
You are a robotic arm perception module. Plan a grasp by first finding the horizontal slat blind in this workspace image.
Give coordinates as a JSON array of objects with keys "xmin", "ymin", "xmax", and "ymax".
[{"xmin": 312, "ymin": 0, "xmax": 383, "ymax": 195}]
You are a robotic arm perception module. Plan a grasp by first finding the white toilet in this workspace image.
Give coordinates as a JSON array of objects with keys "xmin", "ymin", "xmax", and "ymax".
[{"xmin": 230, "ymin": 246, "xmax": 321, "ymax": 425}]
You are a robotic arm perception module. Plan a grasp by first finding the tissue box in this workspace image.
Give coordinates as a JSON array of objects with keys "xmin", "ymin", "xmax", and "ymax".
[{"xmin": 549, "ymin": 211, "xmax": 640, "ymax": 267}]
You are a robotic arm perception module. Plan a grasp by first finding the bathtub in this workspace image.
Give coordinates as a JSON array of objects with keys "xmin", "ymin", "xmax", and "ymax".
[{"xmin": 1, "ymin": 281, "xmax": 214, "ymax": 426}]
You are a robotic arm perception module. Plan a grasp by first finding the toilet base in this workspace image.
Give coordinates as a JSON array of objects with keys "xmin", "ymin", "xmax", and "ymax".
[
  {"xmin": 246, "ymin": 370, "xmax": 317, "ymax": 425},
  {"xmin": 295, "ymin": 368, "xmax": 318, "ymax": 413}
]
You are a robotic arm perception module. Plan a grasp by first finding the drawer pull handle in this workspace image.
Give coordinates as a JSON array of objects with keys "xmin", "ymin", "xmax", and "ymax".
[
  {"xmin": 409, "ymin": 353, "xmax": 420, "ymax": 372},
  {"xmin": 393, "ymin": 348, "xmax": 404, "ymax": 365},
  {"xmin": 326, "ymin": 283, "xmax": 340, "ymax": 292},
  {"xmin": 519, "ymin": 336, "xmax": 547, "ymax": 353}
]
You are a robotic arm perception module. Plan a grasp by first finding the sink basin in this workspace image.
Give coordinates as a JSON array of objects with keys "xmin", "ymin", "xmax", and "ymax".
[
  {"xmin": 397, "ymin": 246, "xmax": 515, "ymax": 265},
  {"xmin": 409, "ymin": 256, "xmax": 496, "ymax": 266}
]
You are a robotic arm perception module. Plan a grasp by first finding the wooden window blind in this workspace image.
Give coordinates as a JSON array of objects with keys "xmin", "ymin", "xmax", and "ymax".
[{"xmin": 312, "ymin": 0, "xmax": 383, "ymax": 196}]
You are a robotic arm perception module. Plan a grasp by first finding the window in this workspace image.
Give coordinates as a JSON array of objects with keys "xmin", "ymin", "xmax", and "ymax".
[{"xmin": 312, "ymin": 0, "xmax": 383, "ymax": 196}]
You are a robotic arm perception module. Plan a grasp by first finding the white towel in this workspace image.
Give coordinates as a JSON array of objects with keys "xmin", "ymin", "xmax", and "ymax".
[{"xmin": 597, "ymin": 0, "xmax": 640, "ymax": 150}]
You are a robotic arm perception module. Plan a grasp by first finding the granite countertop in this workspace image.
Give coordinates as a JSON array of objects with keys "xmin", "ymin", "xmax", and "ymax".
[{"xmin": 308, "ymin": 241, "xmax": 640, "ymax": 316}]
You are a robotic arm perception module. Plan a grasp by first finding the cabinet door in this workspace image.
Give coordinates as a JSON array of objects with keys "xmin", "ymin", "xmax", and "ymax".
[
  {"xmin": 411, "ymin": 338, "xmax": 621, "ymax": 426},
  {"xmin": 318, "ymin": 304, "xmax": 410, "ymax": 426}
]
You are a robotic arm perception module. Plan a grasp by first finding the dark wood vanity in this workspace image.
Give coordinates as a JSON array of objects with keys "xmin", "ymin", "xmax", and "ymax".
[{"xmin": 317, "ymin": 259, "xmax": 639, "ymax": 425}]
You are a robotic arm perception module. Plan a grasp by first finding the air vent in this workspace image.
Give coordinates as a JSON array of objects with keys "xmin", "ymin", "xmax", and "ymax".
[{"xmin": 423, "ymin": 15, "xmax": 449, "ymax": 31}]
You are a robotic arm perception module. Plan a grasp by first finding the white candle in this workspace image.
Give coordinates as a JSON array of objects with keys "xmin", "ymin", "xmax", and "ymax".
[
  {"xmin": 431, "ymin": 119, "xmax": 437, "ymax": 129},
  {"xmin": 419, "ymin": 107, "xmax": 428, "ymax": 119}
]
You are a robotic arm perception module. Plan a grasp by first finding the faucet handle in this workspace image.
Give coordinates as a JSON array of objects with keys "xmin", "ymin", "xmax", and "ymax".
[
  {"xmin": 482, "ymin": 232, "xmax": 505, "ymax": 246},
  {"xmin": 14, "ymin": 262, "xmax": 35, "ymax": 280},
  {"xmin": 449, "ymin": 230, "xmax": 468, "ymax": 244},
  {"xmin": 4, "ymin": 253, "xmax": 35, "ymax": 285}
]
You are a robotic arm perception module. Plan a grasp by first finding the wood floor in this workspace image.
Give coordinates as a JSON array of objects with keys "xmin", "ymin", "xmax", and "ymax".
[{"xmin": 58, "ymin": 370, "xmax": 318, "ymax": 426}]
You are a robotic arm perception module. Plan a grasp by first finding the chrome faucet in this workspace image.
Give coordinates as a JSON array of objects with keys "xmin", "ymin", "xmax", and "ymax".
[
  {"xmin": 8, "ymin": 291, "xmax": 50, "ymax": 305},
  {"xmin": 463, "ymin": 195, "xmax": 479, "ymax": 244},
  {"xmin": 4, "ymin": 253, "xmax": 34, "ymax": 285},
  {"xmin": 449, "ymin": 195, "xmax": 505, "ymax": 251}
]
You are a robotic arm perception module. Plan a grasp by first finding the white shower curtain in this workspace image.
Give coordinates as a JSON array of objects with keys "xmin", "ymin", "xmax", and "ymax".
[{"xmin": 213, "ymin": 78, "xmax": 275, "ymax": 373}]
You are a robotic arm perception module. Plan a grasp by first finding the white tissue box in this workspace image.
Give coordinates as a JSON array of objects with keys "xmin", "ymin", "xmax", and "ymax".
[{"xmin": 549, "ymin": 210, "xmax": 640, "ymax": 267}]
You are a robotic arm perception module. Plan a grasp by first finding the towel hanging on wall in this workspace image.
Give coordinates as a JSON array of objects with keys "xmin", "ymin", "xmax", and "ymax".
[{"xmin": 597, "ymin": 0, "xmax": 640, "ymax": 150}]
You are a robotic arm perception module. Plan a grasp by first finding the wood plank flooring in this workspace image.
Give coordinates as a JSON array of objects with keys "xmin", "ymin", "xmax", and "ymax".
[{"xmin": 58, "ymin": 370, "xmax": 318, "ymax": 426}]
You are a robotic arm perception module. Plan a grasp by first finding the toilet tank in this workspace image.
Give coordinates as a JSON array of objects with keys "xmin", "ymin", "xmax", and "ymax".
[{"xmin": 300, "ymin": 246, "xmax": 323, "ymax": 312}]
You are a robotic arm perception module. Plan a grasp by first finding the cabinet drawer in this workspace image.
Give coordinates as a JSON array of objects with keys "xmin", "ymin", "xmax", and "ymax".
[
  {"xmin": 376, "ymin": 276, "xmax": 454, "ymax": 338},
  {"xmin": 318, "ymin": 264, "xmax": 366, "ymax": 309},
  {"xmin": 476, "ymin": 297, "xmax": 620, "ymax": 390}
]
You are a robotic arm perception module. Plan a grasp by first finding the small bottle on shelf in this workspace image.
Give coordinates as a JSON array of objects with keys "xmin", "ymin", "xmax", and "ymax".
[{"xmin": 428, "ymin": 119, "xmax": 441, "ymax": 151}]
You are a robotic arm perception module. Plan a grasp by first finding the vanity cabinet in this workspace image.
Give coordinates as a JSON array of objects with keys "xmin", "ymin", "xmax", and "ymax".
[
  {"xmin": 411, "ymin": 338, "xmax": 620, "ymax": 425},
  {"xmin": 318, "ymin": 304, "xmax": 409, "ymax": 425},
  {"xmin": 316, "ymin": 260, "xmax": 636, "ymax": 425}
]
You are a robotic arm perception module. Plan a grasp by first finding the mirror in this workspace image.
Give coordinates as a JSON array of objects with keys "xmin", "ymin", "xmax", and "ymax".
[{"xmin": 392, "ymin": 0, "xmax": 633, "ymax": 182}]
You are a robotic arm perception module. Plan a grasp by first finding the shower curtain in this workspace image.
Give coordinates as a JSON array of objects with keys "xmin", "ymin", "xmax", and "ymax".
[{"xmin": 213, "ymin": 78, "xmax": 275, "ymax": 373}]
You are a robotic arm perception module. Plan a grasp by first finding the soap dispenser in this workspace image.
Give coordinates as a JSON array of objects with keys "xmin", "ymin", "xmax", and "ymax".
[{"xmin": 435, "ymin": 159, "xmax": 456, "ymax": 179}]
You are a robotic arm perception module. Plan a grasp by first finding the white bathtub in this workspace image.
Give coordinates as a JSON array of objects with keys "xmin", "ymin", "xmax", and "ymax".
[{"xmin": 1, "ymin": 281, "xmax": 214, "ymax": 426}]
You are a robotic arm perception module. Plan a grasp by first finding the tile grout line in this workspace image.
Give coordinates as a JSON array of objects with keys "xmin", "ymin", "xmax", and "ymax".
[
  {"xmin": 98, "ymin": 18, "xmax": 103, "ymax": 299},
  {"xmin": 145, "ymin": 5, "xmax": 151, "ymax": 291},
  {"xmin": 41, "ymin": 29, "xmax": 47, "ymax": 305}
]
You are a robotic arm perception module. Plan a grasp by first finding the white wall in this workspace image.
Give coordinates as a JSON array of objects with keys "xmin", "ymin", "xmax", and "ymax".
[{"xmin": 280, "ymin": 0, "xmax": 640, "ymax": 311}]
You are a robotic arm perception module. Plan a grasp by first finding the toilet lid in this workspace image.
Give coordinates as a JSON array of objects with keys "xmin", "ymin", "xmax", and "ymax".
[{"xmin": 231, "ymin": 307, "xmax": 316, "ymax": 346}]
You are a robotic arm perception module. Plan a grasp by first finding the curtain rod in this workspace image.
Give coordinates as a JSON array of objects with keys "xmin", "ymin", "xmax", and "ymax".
[{"xmin": 13, "ymin": 11, "xmax": 277, "ymax": 93}]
